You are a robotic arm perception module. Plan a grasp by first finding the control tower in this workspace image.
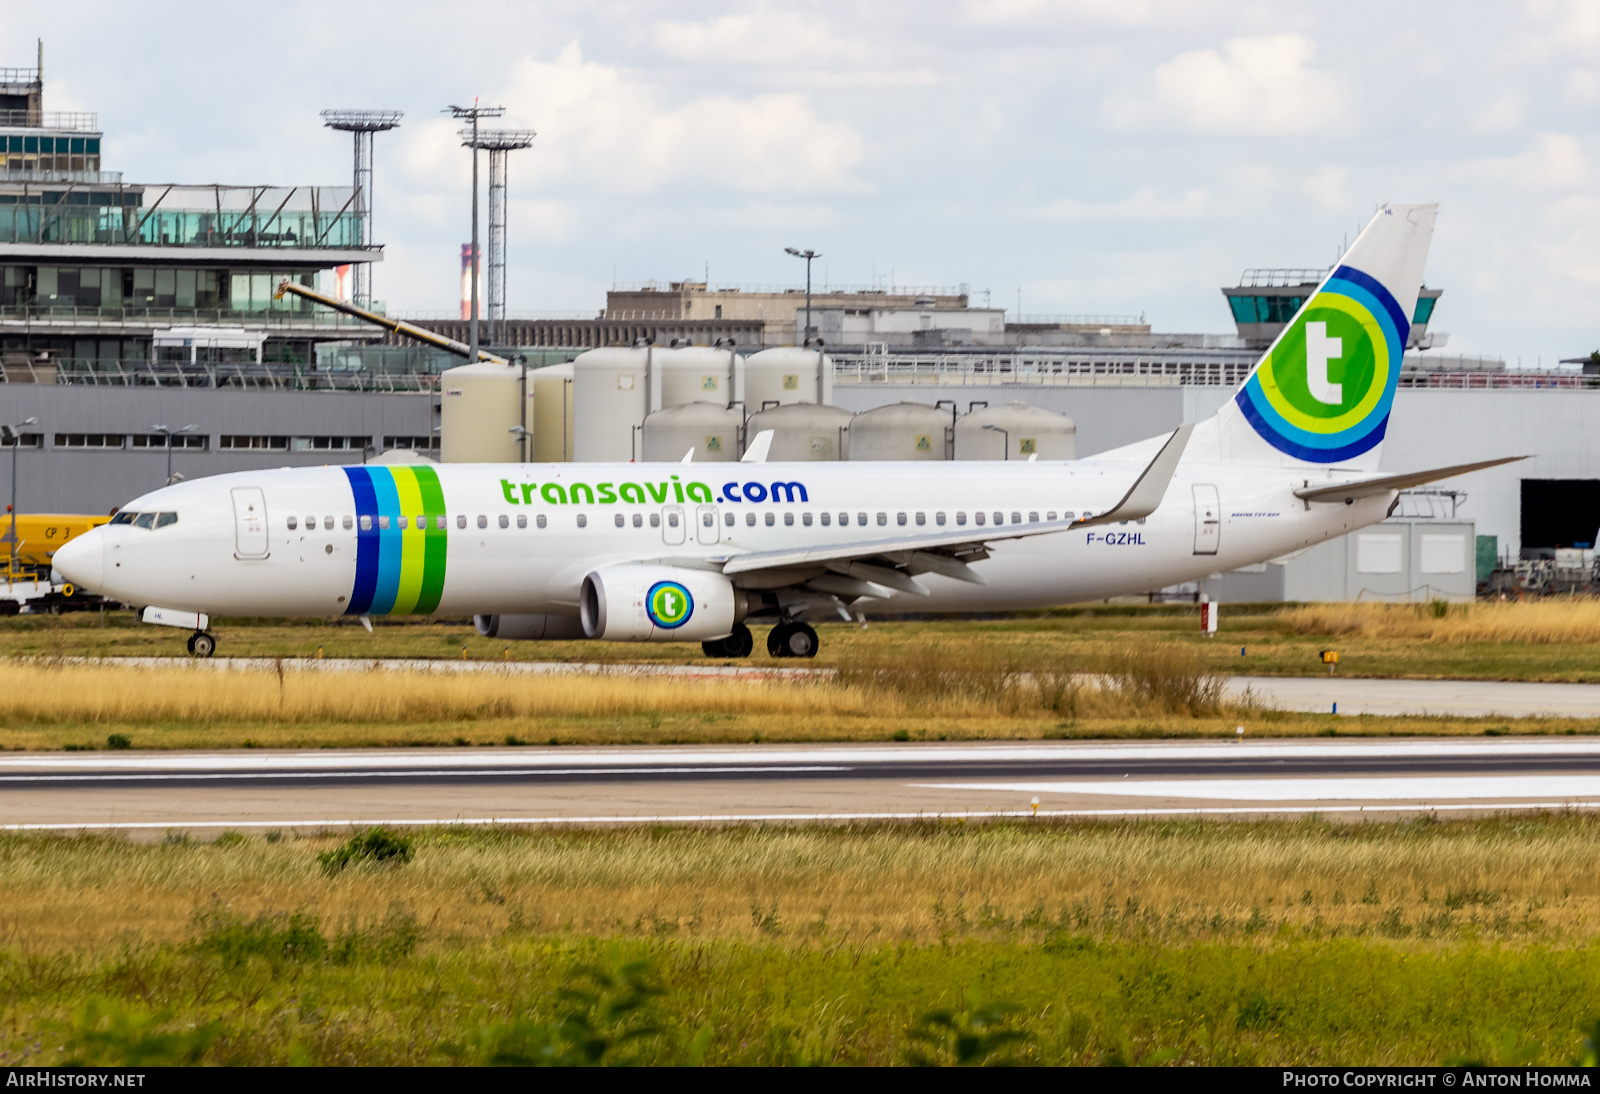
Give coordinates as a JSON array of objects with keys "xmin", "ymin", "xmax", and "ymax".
[{"xmin": 1222, "ymin": 268, "xmax": 1442, "ymax": 351}]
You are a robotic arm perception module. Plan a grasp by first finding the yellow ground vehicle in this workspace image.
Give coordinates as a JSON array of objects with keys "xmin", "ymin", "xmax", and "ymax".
[
  {"xmin": 1, "ymin": 513, "xmax": 112, "ymax": 613},
  {"xmin": 2, "ymin": 513, "xmax": 110, "ymax": 570}
]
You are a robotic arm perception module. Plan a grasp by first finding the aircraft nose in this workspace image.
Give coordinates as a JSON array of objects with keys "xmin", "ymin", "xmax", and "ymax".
[{"xmin": 51, "ymin": 529, "xmax": 104, "ymax": 591}]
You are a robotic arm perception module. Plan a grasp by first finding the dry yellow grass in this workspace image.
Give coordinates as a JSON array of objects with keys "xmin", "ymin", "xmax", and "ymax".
[
  {"xmin": 1278, "ymin": 598, "xmax": 1600, "ymax": 644},
  {"xmin": 0, "ymin": 817, "xmax": 1591, "ymax": 952},
  {"xmin": 0, "ymin": 647, "xmax": 1244, "ymax": 732}
]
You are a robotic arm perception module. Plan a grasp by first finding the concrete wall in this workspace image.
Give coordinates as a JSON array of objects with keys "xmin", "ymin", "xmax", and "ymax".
[{"xmin": 0, "ymin": 385, "xmax": 435, "ymax": 514}]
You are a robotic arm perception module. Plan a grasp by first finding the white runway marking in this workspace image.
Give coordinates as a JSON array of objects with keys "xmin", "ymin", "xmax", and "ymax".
[
  {"xmin": 4, "ymin": 738, "xmax": 1600, "ymax": 773},
  {"xmin": 2, "ymin": 800, "xmax": 1597, "ymax": 833},
  {"xmin": 916, "ymin": 775, "xmax": 1600, "ymax": 802},
  {"xmin": 0, "ymin": 765, "xmax": 847, "ymax": 783}
]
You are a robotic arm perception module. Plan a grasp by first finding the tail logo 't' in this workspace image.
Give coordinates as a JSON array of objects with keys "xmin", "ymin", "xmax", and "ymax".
[{"xmin": 1234, "ymin": 265, "xmax": 1409, "ymax": 463}]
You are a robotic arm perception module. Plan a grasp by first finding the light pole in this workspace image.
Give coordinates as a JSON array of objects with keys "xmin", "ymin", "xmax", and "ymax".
[
  {"xmin": 152, "ymin": 424, "xmax": 196, "ymax": 485},
  {"xmin": 447, "ymin": 101, "xmax": 506, "ymax": 366},
  {"xmin": 784, "ymin": 248, "xmax": 821, "ymax": 346},
  {"xmin": 983, "ymin": 423, "xmax": 1010, "ymax": 460},
  {"xmin": 2, "ymin": 416, "xmax": 37, "ymax": 573}
]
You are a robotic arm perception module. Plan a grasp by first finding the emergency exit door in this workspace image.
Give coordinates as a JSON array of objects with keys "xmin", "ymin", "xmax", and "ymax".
[
  {"xmin": 661, "ymin": 505, "xmax": 686, "ymax": 546},
  {"xmin": 231, "ymin": 487, "xmax": 269, "ymax": 559},
  {"xmin": 1192, "ymin": 484, "xmax": 1220, "ymax": 555},
  {"xmin": 696, "ymin": 505, "xmax": 720, "ymax": 545}
]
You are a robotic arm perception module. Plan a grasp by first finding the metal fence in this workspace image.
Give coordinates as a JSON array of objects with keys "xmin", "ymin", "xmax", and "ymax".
[{"xmin": 9, "ymin": 357, "xmax": 441, "ymax": 392}]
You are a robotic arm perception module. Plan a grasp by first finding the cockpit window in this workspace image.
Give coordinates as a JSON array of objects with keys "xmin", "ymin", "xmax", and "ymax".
[
  {"xmin": 132, "ymin": 513, "xmax": 156, "ymax": 529},
  {"xmin": 109, "ymin": 512, "xmax": 136, "ymax": 525},
  {"xmin": 154, "ymin": 512, "xmax": 178, "ymax": 529}
]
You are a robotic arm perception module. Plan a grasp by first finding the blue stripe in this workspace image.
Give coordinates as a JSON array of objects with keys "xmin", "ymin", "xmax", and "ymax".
[
  {"xmin": 1236, "ymin": 390, "xmax": 1390, "ymax": 462},
  {"xmin": 1332, "ymin": 264, "xmax": 1410, "ymax": 347},
  {"xmin": 341, "ymin": 468, "xmax": 379, "ymax": 616},
  {"xmin": 368, "ymin": 470, "xmax": 403, "ymax": 616}
]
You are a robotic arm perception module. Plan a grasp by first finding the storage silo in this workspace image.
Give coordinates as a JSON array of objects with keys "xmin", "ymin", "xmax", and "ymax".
[
  {"xmin": 846, "ymin": 402, "xmax": 952, "ymax": 461},
  {"xmin": 531, "ymin": 362, "xmax": 574, "ymax": 462},
  {"xmin": 572, "ymin": 347, "xmax": 648, "ymax": 462},
  {"xmin": 953, "ymin": 401, "xmax": 1077, "ymax": 461},
  {"xmin": 745, "ymin": 402, "xmax": 854, "ymax": 461},
  {"xmin": 745, "ymin": 346, "xmax": 831, "ymax": 409},
  {"xmin": 641, "ymin": 402, "xmax": 742, "ymax": 462},
  {"xmin": 440, "ymin": 362, "xmax": 523, "ymax": 463},
  {"xmin": 656, "ymin": 346, "xmax": 744, "ymax": 410}
]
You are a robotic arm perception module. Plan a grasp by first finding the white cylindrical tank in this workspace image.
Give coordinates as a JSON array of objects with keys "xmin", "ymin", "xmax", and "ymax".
[
  {"xmin": 641, "ymin": 402, "xmax": 742, "ymax": 463},
  {"xmin": 745, "ymin": 346, "xmax": 830, "ymax": 409},
  {"xmin": 531, "ymin": 362, "xmax": 574, "ymax": 462},
  {"xmin": 440, "ymin": 362, "xmax": 522, "ymax": 463},
  {"xmin": 655, "ymin": 346, "xmax": 743, "ymax": 410},
  {"xmin": 953, "ymin": 401, "xmax": 1077, "ymax": 461},
  {"xmin": 745, "ymin": 402, "xmax": 854, "ymax": 461},
  {"xmin": 846, "ymin": 402, "xmax": 952, "ymax": 461},
  {"xmin": 572, "ymin": 347, "xmax": 648, "ymax": 462}
]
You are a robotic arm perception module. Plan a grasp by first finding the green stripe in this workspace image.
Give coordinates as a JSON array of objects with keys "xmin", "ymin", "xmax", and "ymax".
[{"xmin": 414, "ymin": 466, "xmax": 449, "ymax": 614}]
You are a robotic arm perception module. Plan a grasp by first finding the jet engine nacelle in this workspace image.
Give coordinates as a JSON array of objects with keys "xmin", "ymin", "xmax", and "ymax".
[
  {"xmin": 580, "ymin": 564, "xmax": 737, "ymax": 642},
  {"xmin": 473, "ymin": 614, "xmax": 587, "ymax": 641}
]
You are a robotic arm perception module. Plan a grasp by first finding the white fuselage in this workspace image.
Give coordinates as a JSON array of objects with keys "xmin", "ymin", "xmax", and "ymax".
[{"xmin": 55, "ymin": 454, "xmax": 1392, "ymax": 620}]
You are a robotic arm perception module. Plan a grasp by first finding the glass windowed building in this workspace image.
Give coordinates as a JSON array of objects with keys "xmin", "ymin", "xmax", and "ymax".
[{"xmin": 0, "ymin": 60, "xmax": 383, "ymax": 387}]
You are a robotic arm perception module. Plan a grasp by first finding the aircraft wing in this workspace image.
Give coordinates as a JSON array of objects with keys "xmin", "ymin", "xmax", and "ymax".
[
  {"xmin": 713, "ymin": 424, "xmax": 1194, "ymax": 599},
  {"xmin": 1293, "ymin": 455, "xmax": 1526, "ymax": 503}
]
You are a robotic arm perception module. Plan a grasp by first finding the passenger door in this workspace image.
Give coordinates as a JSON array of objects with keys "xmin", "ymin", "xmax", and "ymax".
[
  {"xmin": 231, "ymin": 487, "xmax": 270, "ymax": 559},
  {"xmin": 661, "ymin": 505, "xmax": 686, "ymax": 546},
  {"xmin": 1192, "ymin": 483, "xmax": 1220, "ymax": 555},
  {"xmin": 695, "ymin": 504, "xmax": 719, "ymax": 545}
]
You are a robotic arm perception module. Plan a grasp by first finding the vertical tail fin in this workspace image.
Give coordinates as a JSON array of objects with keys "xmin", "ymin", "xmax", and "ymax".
[{"xmin": 1215, "ymin": 202, "xmax": 1437, "ymax": 471}]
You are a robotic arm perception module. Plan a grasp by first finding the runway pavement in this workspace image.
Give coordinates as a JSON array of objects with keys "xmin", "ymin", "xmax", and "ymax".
[{"xmin": 6, "ymin": 738, "xmax": 1600, "ymax": 835}]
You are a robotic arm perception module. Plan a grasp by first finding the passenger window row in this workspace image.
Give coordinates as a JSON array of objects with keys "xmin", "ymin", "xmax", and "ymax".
[{"xmin": 276, "ymin": 508, "xmax": 1087, "ymax": 536}]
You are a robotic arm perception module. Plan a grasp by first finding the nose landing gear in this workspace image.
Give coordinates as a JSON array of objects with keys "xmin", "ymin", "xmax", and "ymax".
[
  {"xmin": 766, "ymin": 621, "xmax": 819, "ymax": 659},
  {"xmin": 187, "ymin": 631, "xmax": 216, "ymax": 658}
]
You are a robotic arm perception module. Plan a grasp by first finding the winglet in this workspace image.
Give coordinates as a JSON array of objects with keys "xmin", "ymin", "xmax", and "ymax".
[
  {"xmin": 681, "ymin": 448, "xmax": 695, "ymax": 464},
  {"xmin": 1073, "ymin": 423, "xmax": 1194, "ymax": 529},
  {"xmin": 741, "ymin": 429, "xmax": 774, "ymax": 463}
]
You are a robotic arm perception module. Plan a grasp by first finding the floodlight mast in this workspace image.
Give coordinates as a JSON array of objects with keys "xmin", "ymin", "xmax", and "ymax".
[
  {"xmin": 446, "ymin": 103, "xmax": 505, "ymax": 369},
  {"xmin": 320, "ymin": 110, "xmax": 402, "ymax": 308},
  {"xmin": 460, "ymin": 128, "xmax": 536, "ymax": 347}
]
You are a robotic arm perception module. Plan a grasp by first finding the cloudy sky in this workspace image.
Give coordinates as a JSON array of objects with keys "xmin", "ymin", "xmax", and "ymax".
[{"xmin": 8, "ymin": 1, "xmax": 1600, "ymax": 362}]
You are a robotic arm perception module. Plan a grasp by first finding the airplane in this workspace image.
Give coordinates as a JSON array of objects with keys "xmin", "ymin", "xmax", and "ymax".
[{"xmin": 50, "ymin": 202, "xmax": 1518, "ymax": 660}]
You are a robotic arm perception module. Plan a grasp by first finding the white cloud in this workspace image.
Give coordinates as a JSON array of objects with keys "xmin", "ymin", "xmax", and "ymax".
[
  {"xmin": 1043, "ymin": 187, "xmax": 1209, "ymax": 219},
  {"xmin": 1468, "ymin": 133, "xmax": 1591, "ymax": 193},
  {"xmin": 1470, "ymin": 94, "xmax": 1523, "ymax": 134},
  {"xmin": 652, "ymin": 9, "xmax": 938, "ymax": 88},
  {"xmin": 396, "ymin": 43, "xmax": 865, "ymax": 198},
  {"xmin": 1302, "ymin": 165, "xmax": 1351, "ymax": 210},
  {"xmin": 1107, "ymin": 34, "xmax": 1348, "ymax": 135}
]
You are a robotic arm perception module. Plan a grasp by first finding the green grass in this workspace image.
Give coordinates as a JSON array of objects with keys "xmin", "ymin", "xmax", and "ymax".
[{"xmin": 6, "ymin": 817, "xmax": 1600, "ymax": 1065}]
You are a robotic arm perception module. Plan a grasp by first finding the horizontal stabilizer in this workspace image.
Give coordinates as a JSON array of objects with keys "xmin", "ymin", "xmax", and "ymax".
[{"xmin": 1293, "ymin": 456, "xmax": 1527, "ymax": 503}]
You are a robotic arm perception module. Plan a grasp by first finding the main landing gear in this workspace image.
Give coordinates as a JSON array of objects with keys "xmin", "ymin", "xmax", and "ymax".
[
  {"xmin": 701, "ymin": 622, "xmax": 754, "ymax": 659},
  {"xmin": 699, "ymin": 621, "xmax": 820, "ymax": 659},
  {"xmin": 187, "ymin": 631, "xmax": 216, "ymax": 658},
  {"xmin": 767, "ymin": 621, "xmax": 818, "ymax": 659}
]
